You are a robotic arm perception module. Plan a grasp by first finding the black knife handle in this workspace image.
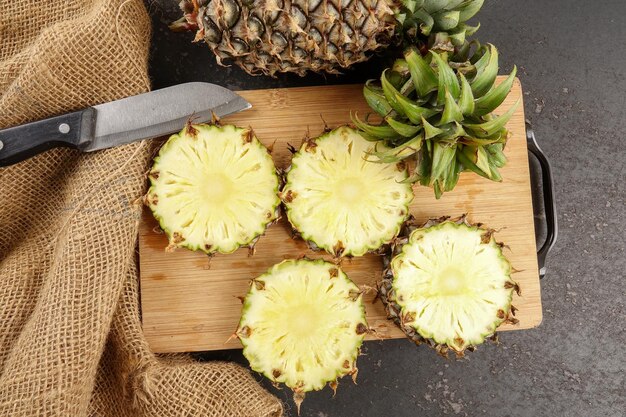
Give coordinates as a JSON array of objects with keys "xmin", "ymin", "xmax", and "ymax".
[{"xmin": 0, "ymin": 108, "xmax": 95, "ymax": 167}]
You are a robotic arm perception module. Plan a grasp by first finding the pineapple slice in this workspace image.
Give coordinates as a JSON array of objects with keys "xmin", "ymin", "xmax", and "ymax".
[
  {"xmin": 237, "ymin": 259, "xmax": 367, "ymax": 413},
  {"xmin": 146, "ymin": 124, "xmax": 280, "ymax": 254},
  {"xmin": 282, "ymin": 126, "xmax": 414, "ymax": 257},
  {"xmin": 380, "ymin": 216, "xmax": 520, "ymax": 357}
]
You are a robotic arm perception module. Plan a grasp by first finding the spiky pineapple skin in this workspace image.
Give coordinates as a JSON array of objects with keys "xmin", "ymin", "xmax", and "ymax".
[
  {"xmin": 379, "ymin": 215, "xmax": 520, "ymax": 358},
  {"xmin": 174, "ymin": 0, "xmax": 484, "ymax": 76},
  {"xmin": 185, "ymin": 0, "xmax": 394, "ymax": 76}
]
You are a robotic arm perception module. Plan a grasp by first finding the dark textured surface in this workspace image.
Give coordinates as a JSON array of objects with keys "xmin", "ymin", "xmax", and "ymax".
[{"xmin": 148, "ymin": 1, "xmax": 626, "ymax": 416}]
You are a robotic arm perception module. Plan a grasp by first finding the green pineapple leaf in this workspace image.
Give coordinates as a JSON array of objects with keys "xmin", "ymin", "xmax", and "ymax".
[
  {"xmin": 423, "ymin": 117, "xmax": 444, "ymax": 139},
  {"xmin": 406, "ymin": 49, "xmax": 438, "ymax": 97},
  {"xmin": 458, "ymin": 72, "xmax": 475, "ymax": 115},
  {"xmin": 351, "ymin": 113, "xmax": 399, "ymax": 139},
  {"xmin": 457, "ymin": 147, "xmax": 491, "ymax": 179},
  {"xmin": 438, "ymin": 121, "xmax": 466, "ymax": 142},
  {"xmin": 431, "ymin": 52, "xmax": 461, "ymax": 103},
  {"xmin": 417, "ymin": 146, "xmax": 432, "ymax": 186},
  {"xmin": 447, "ymin": 28, "xmax": 466, "ymax": 46},
  {"xmin": 465, "ymin": 98, "xmax": 520, "ymax": 137},
  {"xmin": 433, "ymin": 180, "xmax": 443, "ymax": 199},
  {"xmin": 487, "ymin": 143, "xmax": 507, "ymax": 167},
  {"xmin": 401, "ymin": 0, "xmax": 419, "ymax": 13},
  {"xmin": 443, "ymin": 154, "xmax": 462, "ymax": 192},
  {"xmin": 474, "ymin": 65, "xmax": 517, "ymax": 116},
  {"xmin": 432, "ymin": 10, "xmax": 460, "ymax": 30},
  {"xmin": 385, "ymin": 117, "xmax": 423, "ymax": 137},
  {"xmin": 443, "ymin": 0, "xmax": 466, "ymax": 10},
  {"xmin": 424, "ymin": 0, "xmax": 449, "ymax": 13},
  {"xmin": 367, "ymin": 135, "xmax": 423, "ymax": 162},
  {"xmin": 381, "ymin": 70, "xmax": 409, "ymax": 114},
  {"xmin": 392, "ymin": 59, "xmax": 410, "ymax": 75},
  {"xmin": 475, "ymin": 146, "xmax": 491, "ymax": 177},
  {"xmin": 463, "ymin": 22, "xmax": 480, "ymax": 36},
  {"xmin": 439, "ymin": 88, "xmax": 464, "ymax": 125},
  {"xmin": 488, "ymin": 161, "xmax": 502, "ymax": 181},
  {"xmin": 458, "ymin": 0, "xmax": 484, "ymax": 20},
  {"xmin": 471, "ymin": 44, "xmax": 499, "ymax": 97},
  {"xmin": 396, "ymin": 96, "xmax": 438, "ymax": 124},
  {"xmin": 430, "ymin": 142, "xmax": 457, "ymax": 185},
  {"xmin": 413, "ymin": 9, "xmax": 435, "ymax": 35},
  {"xmin": 460, "ymin": 128, "xmax": 506, "ymax": 145},
  {"xmin": 363, "ymin": 82, "xmax": 392, "ymax": 117}
]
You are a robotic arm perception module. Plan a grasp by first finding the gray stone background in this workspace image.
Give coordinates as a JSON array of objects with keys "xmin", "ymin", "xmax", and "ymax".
[{"xmin": 147, "ymin": 0, "xmax": 626, "ymax": 415}]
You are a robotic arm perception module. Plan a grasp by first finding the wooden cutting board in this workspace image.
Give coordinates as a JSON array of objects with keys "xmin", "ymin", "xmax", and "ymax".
[{"xmin": 139, "ymin": 79, "xmax": 541, "ymax": 353}]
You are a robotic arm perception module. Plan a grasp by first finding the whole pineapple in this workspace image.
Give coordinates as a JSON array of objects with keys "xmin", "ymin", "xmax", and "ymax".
[{"xmin": 171, "ymin": 0, "xmax": 484, "ymax": 76}]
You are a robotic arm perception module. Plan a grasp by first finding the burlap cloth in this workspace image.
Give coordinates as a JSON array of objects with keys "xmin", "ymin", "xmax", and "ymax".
[{"xmin": 0, "ymin": 0, "xmax": 283, "ymax": 415}]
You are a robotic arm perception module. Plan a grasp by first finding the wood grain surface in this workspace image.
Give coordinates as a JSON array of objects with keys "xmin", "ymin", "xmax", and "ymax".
[{"xmin": 139, "ymin": 79, "xmax": 541, "ymax": 353}]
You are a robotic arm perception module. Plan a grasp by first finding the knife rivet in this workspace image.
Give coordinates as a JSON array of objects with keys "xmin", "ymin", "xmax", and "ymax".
[
  {"xmin": 0, "ymin": 140, "xmax": 3, "ymax": 151},
  {"xmin": 58, "ymin": 123, "xmax": 70, "ymax": 134}
]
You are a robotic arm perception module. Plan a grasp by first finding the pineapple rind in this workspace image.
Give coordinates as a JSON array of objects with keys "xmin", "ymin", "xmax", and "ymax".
[
  {"xmin": 238, "ymin": 259, "xmax": 366, "ymax": 393},
  {"xmin": 380, "ymin": 216, "xmax": 518, "ymax": 356},
  {"xmin": 282, "ymin": 127, "xmax": 414, "ymax": 257},
  {"xmin": 174, "ymin": 0, "xmax": 485, "ymax": 76},
  {"xmin": 146, "ymin": 124, "xmax": 280, "ymax": 254}
]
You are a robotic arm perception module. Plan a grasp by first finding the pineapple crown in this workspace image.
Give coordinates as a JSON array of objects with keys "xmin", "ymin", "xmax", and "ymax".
[
  {"xmin": 396, "ymin": 0, "xmax": 484, "ymax": 53},
  {"xmin": 353, "ymin": 43, "xmax": 519, "ymax": 199}
]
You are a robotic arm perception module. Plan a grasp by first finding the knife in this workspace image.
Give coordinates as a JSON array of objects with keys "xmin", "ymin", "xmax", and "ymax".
[{"xmin": 0, "ymin": 82, "xmax": 251, "ymax": 167}]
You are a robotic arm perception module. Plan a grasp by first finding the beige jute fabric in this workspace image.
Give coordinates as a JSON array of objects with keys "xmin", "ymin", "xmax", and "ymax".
[{"xmin": 0, "ymin": 0, "xmax": 283, "ymax": 415}]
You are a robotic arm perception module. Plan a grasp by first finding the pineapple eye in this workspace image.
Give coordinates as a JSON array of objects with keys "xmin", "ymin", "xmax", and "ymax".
[
  {"xmin": 326, "ymin": 42, "xmax": 338, "ymax": 56},
  {"xmin": 220, "ymin": 0, "xmax": 241, "ymax": 28},
  {"xmin": 290, "ymin": 5, "xmax": 307, "ymax": 30},
  {"xmin": 341, "ymin": 22, "xmax": 354, "ymax": 41},
  {"xmin": 307, "ymin": 0, "xmax": 322, "ymax": 12},
  {"xmin": 270, "ymin": 31, "xmax": 288, "ymax": 50},
  {"xmin": 292, "ymin": 47, "xmax": 308, "ymax": 61},
  {"xmin": 327, "ymin": 22, "xmax": 341, "ymax": 44},
  {"xmin": 311, "ymin": 58, "xmax": 324, "ymax": 70},
  {"xmin": 202, "ymin": 15, "xmax": 222, "ymax": 43},
  {"xmin": 325, "ymin": 2, "xmax": 341, "ymax": 20},
  {"xmin": 256, "ymin": 52, "xmax": 271, "ymax": 64},
  {"xmin": 308, "ymin": 27, "xmax": 323, "ymax": 44},
  {"xmin": 265, "ymin": 0, "xmax": 284, "ymax": 24},
  {"xmin": 246, "ymin": 13, "xmax": 265, "ymax": 38},
  {"xmin": 230, "ymin": 37, "xmax": 249, "ymax": 54}
]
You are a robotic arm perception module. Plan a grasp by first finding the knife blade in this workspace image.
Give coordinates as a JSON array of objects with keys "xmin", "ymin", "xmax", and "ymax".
[{"xmin": 0, "ymin": 82, "xmax": 251, "ymax": 167}]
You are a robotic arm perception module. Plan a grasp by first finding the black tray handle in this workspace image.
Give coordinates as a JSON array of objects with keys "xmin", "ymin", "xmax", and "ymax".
[{"xmin": 526, "ymin": 126, "xmax": 558, "ymax": 279}]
